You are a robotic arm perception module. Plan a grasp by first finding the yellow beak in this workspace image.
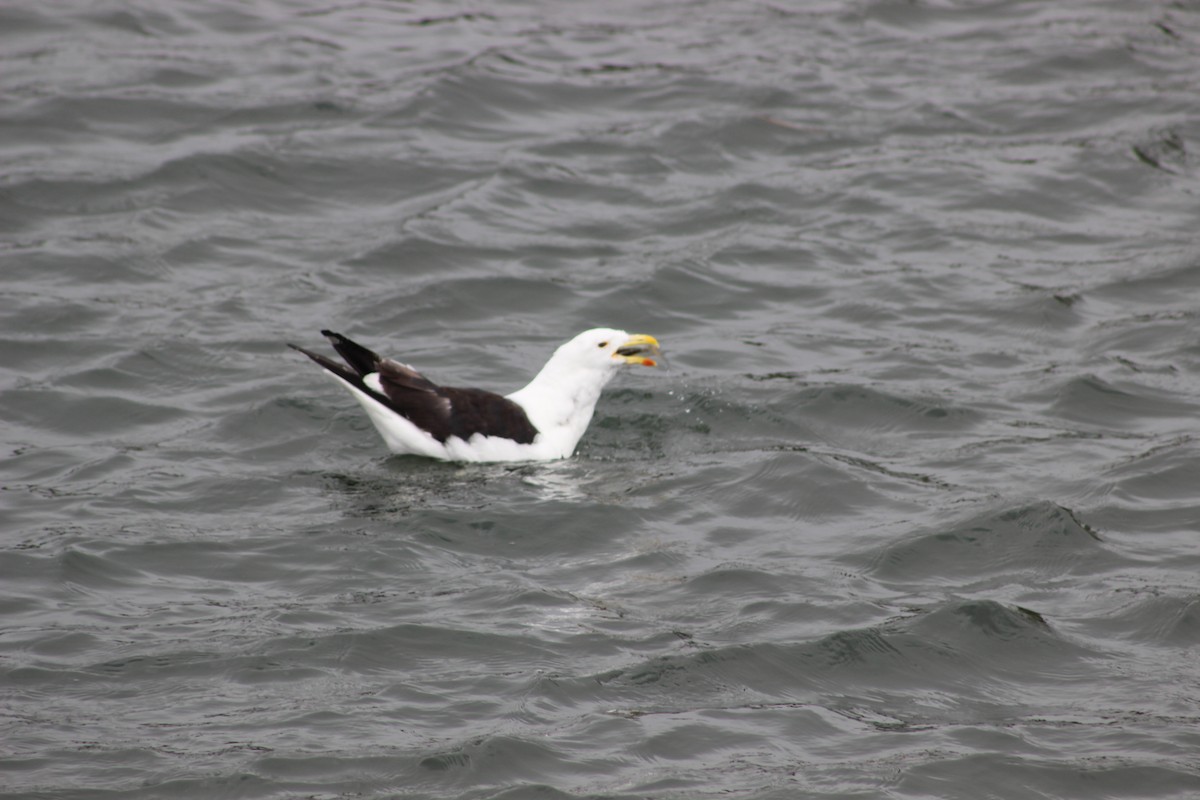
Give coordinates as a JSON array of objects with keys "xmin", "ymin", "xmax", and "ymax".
[{"xmin": 615, "ymin": 334, "xmax": 662, "ymax": 367}]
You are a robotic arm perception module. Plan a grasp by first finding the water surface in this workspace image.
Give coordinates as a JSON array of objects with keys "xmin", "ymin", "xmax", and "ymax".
[{"xmin": 3, "ymin": 1, "xmax": 1200, "ymax": 798}]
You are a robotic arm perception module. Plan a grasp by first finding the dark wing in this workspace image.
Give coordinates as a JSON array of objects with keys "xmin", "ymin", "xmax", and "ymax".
[
  {"xmin": 440, "ymin": 387, "xmax": 538, "ymax": 445},
  {"xmin": 288, "ymin": 330, "xmax": 380, "ymax": 389},
  {"xmin": 290, "ymin": 330, "xmax": 538, "ymax": 445},
  {"xmin": 375, "ymin": 357, "xmax": 454, "ymax": 441},
  {"xmin": 321, "ymin": 328, "xmax": 381, "ymax": 376}
]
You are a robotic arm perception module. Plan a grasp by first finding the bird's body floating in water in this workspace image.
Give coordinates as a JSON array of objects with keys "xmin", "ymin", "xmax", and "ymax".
[{"xmin": 290, "ymin": 328, "xmax": 662, "ymax": 463}]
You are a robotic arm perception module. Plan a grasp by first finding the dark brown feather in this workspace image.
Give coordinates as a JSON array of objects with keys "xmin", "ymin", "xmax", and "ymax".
[{"xmin": 291, "ymin": 331, "xmax": 539, "ymax": 445}]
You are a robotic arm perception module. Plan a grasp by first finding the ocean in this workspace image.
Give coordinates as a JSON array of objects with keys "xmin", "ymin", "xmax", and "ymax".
[{"xmin": 3, "ymin": 1, "xmax": 1199, "ymax": 798}]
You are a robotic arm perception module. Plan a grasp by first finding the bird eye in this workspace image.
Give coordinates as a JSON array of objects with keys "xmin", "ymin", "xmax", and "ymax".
[{"xmin": 598, "ymin": 341, "xmax": 608, "ymax": 348}]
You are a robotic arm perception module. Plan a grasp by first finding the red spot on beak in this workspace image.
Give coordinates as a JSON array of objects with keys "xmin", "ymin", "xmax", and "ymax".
[{"xmin": 641, "ymin": 358, "xmax": 656, "ymax": 367}]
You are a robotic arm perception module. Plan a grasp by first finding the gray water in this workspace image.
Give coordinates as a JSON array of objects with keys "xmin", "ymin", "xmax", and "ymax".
[{"xmin": 3, "ymin": 2, "xmax": 1200, "ymax": 798}]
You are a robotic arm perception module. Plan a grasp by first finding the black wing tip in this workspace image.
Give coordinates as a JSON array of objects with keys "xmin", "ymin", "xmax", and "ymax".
[
  {"xmin": 288, "ymin": 342, "xmax": 318, "ymax": 358},
  {"xmin": 286, "ymin": 332, "xmax": 349, "ymax": 357},
  {"xmin": 289, "ymin": 341, "xmax": 338, "ymax": 367}
]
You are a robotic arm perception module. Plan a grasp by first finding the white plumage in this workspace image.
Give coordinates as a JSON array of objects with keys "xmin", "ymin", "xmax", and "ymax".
[{"xmin": 291, "ymin": 328, "xmax": 662, "ymax": 463}]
